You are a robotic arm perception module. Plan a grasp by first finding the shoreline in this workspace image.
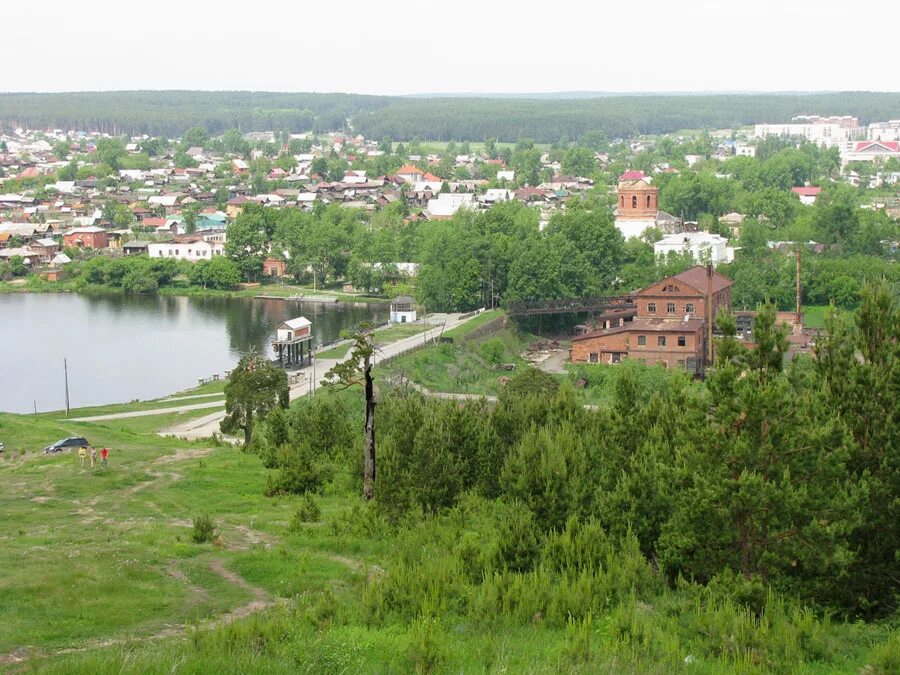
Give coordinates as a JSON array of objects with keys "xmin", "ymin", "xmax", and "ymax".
[{"xmin": 0, "ymin": 279, "xmax": 388, "ymax": 303}]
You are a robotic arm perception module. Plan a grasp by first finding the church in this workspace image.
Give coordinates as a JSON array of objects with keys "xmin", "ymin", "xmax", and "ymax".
[{"xmin": 614, "ymin": 170, "xmax": 681, "ymax": 240}]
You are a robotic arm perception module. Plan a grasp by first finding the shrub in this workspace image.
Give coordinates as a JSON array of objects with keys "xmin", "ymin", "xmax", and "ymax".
[
  {"xmin": 406, "ymin": 616, "xmax": 448, "ymax": 674},
  {"xmin": 289, "ymin": 494, "xmax": 322, "ymax": 530},
  {"xmin": 264, "ymin": 443, "xmax": 325, "ymax": 496},
  {"xmin": 192, "ymin": 514, "xmax": 217, "ymax": 543},
  {"xmin": 480, "ymin": 338, "xmax": 505, "ymax": 365},
  {"xmin": 504, "ymin": 367, "xmax": 560, "ymax": 399}
]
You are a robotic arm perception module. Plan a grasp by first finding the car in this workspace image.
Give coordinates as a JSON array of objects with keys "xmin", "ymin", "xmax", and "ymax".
[
  {"xmin": 43, "ymin": 437, "xmax": 90, "ymax": 454},
  {"xmin": 0, "ymin": 440, "xmax": 4, "ymax": 453}
]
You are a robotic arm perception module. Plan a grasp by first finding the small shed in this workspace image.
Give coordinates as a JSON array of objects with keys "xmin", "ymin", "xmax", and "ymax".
[
  {"xmin": 273, "ymin": 317, "xmax": 312, "ymax": 367},
  {"xmin": 390, "ymin": 296, "xmax": 417, "ymax": 324}
]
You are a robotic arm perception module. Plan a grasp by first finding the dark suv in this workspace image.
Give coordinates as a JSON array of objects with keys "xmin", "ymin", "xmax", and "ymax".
[{"xmin": 43, "ymin": 437, "xmax": 90, "ymax": 454}]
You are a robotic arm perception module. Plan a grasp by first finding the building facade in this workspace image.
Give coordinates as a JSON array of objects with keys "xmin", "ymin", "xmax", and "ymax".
[{"xmin": 571, "ymin": 266, "xmax": 733, "ymax": 371}]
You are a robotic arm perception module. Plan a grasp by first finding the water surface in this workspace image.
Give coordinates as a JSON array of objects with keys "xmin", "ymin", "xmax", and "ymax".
[{"xmin": 0, "ymin": 293, "xmax": 387, "ymax": 413}]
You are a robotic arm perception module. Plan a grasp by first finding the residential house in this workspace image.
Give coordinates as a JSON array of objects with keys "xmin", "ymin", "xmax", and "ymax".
[
  {"xmin": 148, "ymin": 235, "xmax": 224, "ymax": 262},
  {"xmin": 425, "ymin": 192, "xmax": 475, "ymax": 219},
  {"xmin": 389, "ymin": 296, "xmax": 417, "ymax": 324},
  {"xmin": 792, "ymin": 186, "xmax": 822, "ymax": 205}
]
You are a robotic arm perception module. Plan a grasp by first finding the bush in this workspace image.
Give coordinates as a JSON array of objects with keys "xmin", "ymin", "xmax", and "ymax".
[
  {"xmin": 289, "ymin": 494, "xmax": 322, "ymax": 530},
  {"xmin": 480, "ymin": 338, "xmax": 505, "ymax": 364},
  {"xmin": 192, "ymin": 514, "xmax": 217, "ymax": 543},
  {"xmin": 504, "ymin": 367, "xmax": 560, "ymax": 399},
  {"xmin": 406, "ymin": 617, "xmax": 448, "ymax": 674},
  {"xmin": 264, "ymin": 443, "xmax": 325, "ymax": 496}
]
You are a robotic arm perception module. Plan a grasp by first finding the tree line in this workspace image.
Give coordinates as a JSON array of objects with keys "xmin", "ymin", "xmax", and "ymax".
[{"xmin": 4, "ymin": 91, "xmax": 900, "ymax": 140}]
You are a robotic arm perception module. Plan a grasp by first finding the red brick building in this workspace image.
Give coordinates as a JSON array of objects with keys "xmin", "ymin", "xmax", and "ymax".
[
  {"xmin": 262, "ymin": 256, "xmax": 288, "ymax": 278},
  {"xmin": 62, "ymin": 226, "xmax": 108, "ymax": 250},
  {"xmin": 571, "ymin": 266, "xmax": 733, "ymax": 371}
]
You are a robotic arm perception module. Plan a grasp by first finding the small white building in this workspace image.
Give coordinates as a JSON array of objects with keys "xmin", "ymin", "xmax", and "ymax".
[
  {"xmin": 654, "ymin": 231, "xmax": 735, "ymax": 266},
  {"xmin": 274, "ymin": 317, "xmax": 312, "ymax": 366},
  {"xmin": 389, "ymin": 296, "xmax": 417, "ymax": 324},
  {"xmin": 148, "ymin": 237, "xmax": 225, "ymax": 262}
]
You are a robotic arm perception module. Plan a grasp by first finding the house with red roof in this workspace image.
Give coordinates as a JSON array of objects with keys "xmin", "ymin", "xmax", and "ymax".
[
  {"xmin": 791, "ymin": 186, "xmax": 822, "ymax": 205},
  {"xmin": 396, "ymin": 165, "xmax": 425, "ymax": 184}
]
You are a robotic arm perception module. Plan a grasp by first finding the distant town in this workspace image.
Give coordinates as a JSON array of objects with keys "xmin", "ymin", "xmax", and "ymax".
[{"xmin": 1, "ymin": 111, "xmax": 897, "ymax": 372}]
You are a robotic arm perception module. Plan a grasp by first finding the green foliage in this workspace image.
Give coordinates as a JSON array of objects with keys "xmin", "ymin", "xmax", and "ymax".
[
  {"xmin": 289, "ymin": 494, "xmax": 322, "ymax": 528},
  {"xmin": 191, "ymin": 514, "xmax": 217, "ymax": 543},
  {"xmin": 265, "ymin": 442, "xmax": 325, "ymax": 496},
  {"xmin": 504, "ymin": 367, "xmax": 560, "ymax": 399},
  {"xmin": 221, "ymin": 353, "xmax": 289, "ymax": 446},
  {"xmin": 480, "ymin": 338, "xmax": 504, "ymax": 364}
]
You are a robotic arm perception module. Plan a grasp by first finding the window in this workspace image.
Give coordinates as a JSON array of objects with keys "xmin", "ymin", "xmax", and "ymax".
[
  {"xmin": 589, "ymin": 353, "xmax": 599, "ymax": 363},
  {"xmin": 632, "ymin": 195, "xmax": 637, "ymax": 208},
  {"xmin": 686, "ymin": 303, "xmax": 695, "ymax": 314},
  {"xmin": 667, "ymin": 302, "xmax": 676, "ymax": 314},
  {"xmin": 646, "ymin": 195, "xmax": 651, "ymax": 208},
  {"xmin": 612, "ymin": 353, "xmax": 621, "ymax": 363},
  {"xmin": 647, "ymin": 302, "xmax": 656, "ymax": 314},
  {"xmin": 620, "ymin": 195, "xmax": 624, "ymax": 207},
  {"xmin": 658, "ymin": 336, "xmax": 667, "ymax": 346},
  {"xmin": 637, "ymin": 335, "xmax": 646, "ymax": 346},
  {"xmin": 677, "ymin": 336, "xmax": 686, "ymax": 347}
]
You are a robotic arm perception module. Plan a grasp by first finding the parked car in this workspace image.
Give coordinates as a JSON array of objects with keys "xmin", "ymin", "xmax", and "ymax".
[{"xmin": 43, "ymin": 437, "xmax": 90, "ymax": 454}]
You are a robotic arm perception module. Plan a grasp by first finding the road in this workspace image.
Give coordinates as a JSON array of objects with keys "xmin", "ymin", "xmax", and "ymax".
[
  {"xmin": 67, "ymin": 400, "xmax": 226, "ymax": 422},
  {"xmin": 159, "ymin": 313, "xmax": 474, "ymax": 440}
]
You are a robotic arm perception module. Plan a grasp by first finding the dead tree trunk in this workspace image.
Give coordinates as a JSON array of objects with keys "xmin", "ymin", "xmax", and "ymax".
[{"xmin": 363, "ymin": 355, "xmax": 376, "ymax": 500}]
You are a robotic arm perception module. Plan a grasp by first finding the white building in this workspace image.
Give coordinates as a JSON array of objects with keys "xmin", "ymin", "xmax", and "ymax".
[
  {"xmin": 753, "ymin": 120, "xmax": 862, "ymax": 148},
  {"xmin": 389, "ymin": 296, "xmax": 417, "ymax": 324},
  {"xmin": 841, "ymin": 140, "xmax": 900, "ymax": 164},
  {"xmin": 148, "ymin": 237, "xmax": 225, "ymax": 262},
  {"xmin": 654, "ymin": 231, "xmax": 735, "ymax": 266},
  {"xmin": 425, "ymin": 192, "xmax": 475, "ymax": 219},
  {"xmin": 867, "ymin": 120, "xmax": 900, "ymax": 141}
]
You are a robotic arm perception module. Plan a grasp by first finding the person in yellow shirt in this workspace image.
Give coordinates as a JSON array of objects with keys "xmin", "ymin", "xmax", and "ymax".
[{"xmin": 78, "ymin": 446, "xmax": 87, "ymax": 468}]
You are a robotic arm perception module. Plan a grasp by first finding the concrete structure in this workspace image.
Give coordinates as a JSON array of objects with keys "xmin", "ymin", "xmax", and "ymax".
[
  {"xmin": 571, "ymin": 266, "xmax": 733, "ymax": 371},
  {"xmin": 654, "ymin": 231, "xmax": 735, "ymax": 266},
  {"xmin": 263, "ymin": 256, "xmax": 288, "ymax": 278},
  {"xmin": 389, "ymin": 296, "xmax": 417, "ymax": 324},
  {"xmin": 753, "ymin": 116, "xmax": 862, "ymax": 148},
  {"xmin": 867, "ymin": 120, "xmax": 900, "ymax": 142},
  {"xmin": 273, "ymin": 317, "xmax": 312, "ymax": 367}
]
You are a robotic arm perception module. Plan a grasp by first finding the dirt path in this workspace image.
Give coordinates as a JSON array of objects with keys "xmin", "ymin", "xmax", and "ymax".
[
  {"xmin": 1, "ymin": 557, "xmax": 275, "ymax": 666},
  {"xmin": 66, "ymin": 400, "xmax": 225, "ymax": 422}
]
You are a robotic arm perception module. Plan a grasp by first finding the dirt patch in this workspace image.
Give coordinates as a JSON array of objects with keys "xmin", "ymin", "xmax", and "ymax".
[
  {"xmin": 125, "ymin": 471, "xmax": 181, "ymax": 495},
  {"xmin": 30, "ymin": 496, "xmax": 52, "ymax": 504},
  {"xmin": 324, "ymin": 552, "xmax": 386, "ymax": 583},
  {"xmin": 153, "ymin": 448, "xmax": 216, "ymax": 465},
  {"xmin": 231, "ymin": 525, "xmax": 278, "ymax": 551}
]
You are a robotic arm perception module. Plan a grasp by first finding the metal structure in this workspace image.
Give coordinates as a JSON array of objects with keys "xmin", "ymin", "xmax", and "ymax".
[{"xmin": 506, "ymin": 295, "xmax": 635, "ymax": 317}]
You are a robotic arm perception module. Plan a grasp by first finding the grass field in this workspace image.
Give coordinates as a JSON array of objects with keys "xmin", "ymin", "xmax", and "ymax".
[{"xmin": 1, "ymin": 374, "xmax": 897, "ymax": 672}]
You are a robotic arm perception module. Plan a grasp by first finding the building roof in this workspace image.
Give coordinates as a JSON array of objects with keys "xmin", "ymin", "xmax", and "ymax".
[
  {"xmin": 791, "ymin": 186, "xmax": 822, "ymax": 197},
  {"xmin": 397, "ymin": 164, "xmax": 424, "ymax": 175},
  {"xmin": 573, "ymin": 317, "xmax": 705, "ymax": 342},
  {"xmin": 855, "ymin": 141, "xmax": 900, "ymax": 152},
  {"xmin": 672, "ymin": 265, "xmax": 734, "ymax": 294},
  {"xmin": 620, "ymin": 170, "xmax": 646, "ymax": 180},
  {"xmin": 282, "ymin": 317, "xmax": 311, "ymax": 330}
]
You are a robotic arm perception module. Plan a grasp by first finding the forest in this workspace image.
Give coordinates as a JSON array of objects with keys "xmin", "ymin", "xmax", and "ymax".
[{"xmin": 4, "ymin": 90, "xmax": 900, "ymax": 140}]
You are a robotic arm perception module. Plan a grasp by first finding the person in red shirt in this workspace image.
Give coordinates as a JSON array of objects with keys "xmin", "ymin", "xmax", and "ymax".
[{"xmin": 100, "ymin": 447, "xmax": 109, "ymax": 468}]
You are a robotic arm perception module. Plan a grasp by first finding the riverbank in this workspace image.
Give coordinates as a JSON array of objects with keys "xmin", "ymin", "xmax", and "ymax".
[{"xmin": 0, "ymin": 276, "xmax": 388, "ymax": 303}]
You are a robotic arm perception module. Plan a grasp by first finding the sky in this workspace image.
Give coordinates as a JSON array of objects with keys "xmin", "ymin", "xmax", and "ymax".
[{"xmin": 4, "ymin": 0, "xmax": 899, "ymax": 94}]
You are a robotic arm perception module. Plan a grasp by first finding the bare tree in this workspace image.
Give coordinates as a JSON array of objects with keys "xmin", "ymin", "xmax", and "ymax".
[{"xmin": 323, "ymin": 326, "xmax": 377, "ymax": 499}]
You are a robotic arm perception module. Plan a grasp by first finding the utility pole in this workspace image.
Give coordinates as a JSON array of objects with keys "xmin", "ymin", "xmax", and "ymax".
[
  {"xmin": 795, "ymin": 246, "xmax": 802, "ymax": 327},
  {"xmin": 63, "ymin": 358, "xmax": 70, "ymax": 417},
  {"xmin": 706, "ymin": 264, "xmax": 714, "ymax": 368}
]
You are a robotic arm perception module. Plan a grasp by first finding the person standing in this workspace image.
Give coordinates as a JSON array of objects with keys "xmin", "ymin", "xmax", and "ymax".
[
  {"xmin": 78, "ymin": 446, "xmax": 86, "ymax": 468},
  {"xmin": 101, "ymin": 447, "xmax": 109, "ymax": 468},
  {"xmin": 89, "ymin": 445, "xmax": 97, "ymax": 469}
]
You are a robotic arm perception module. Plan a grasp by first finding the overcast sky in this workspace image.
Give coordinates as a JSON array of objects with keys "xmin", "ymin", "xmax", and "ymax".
[{"xmin": 5, "ymin": 0, "xmax": 898, "ymax": 94}]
